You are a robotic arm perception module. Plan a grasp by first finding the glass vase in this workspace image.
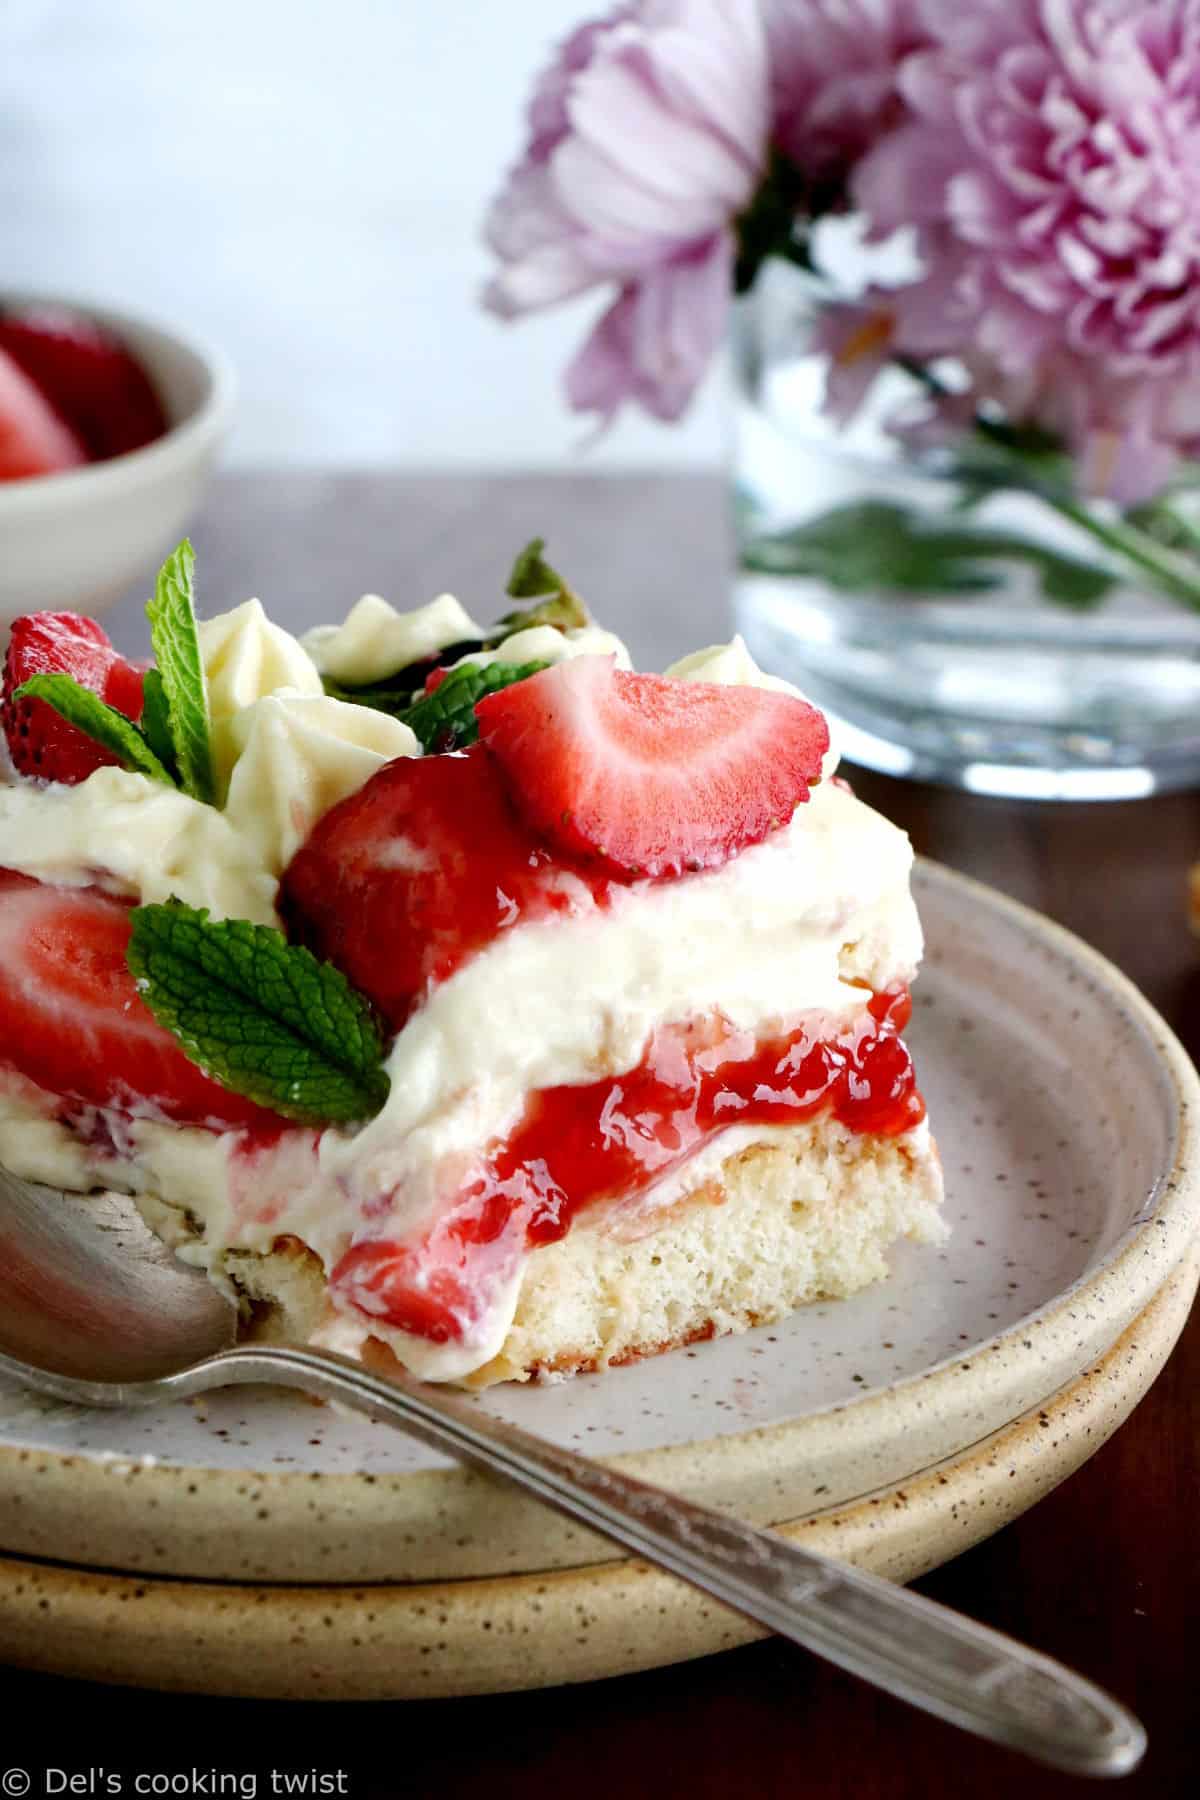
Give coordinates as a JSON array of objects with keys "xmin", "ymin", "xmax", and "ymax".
[{"xmin": 731, "ymin": 259, "xmax": 1200, "ymax": 799}]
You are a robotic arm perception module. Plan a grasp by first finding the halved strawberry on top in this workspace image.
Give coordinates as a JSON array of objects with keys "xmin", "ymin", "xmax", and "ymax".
[
  {"xmin": 2, "ymin": 611, "xmax": 146, "ymax": 784},
  {"xmin": 280, "ymin": 746, "xmax": 610, "ymax": 1032},
  {"xmin": 475, "ymin": 655, "xmax": 830, "ymax": 878},
  {"xmin": 282, "ymin": 657, "xmax": 830, "ymax": 1028},
  {"xmin": 0, "ymin": 869, "xmax": 281, "ymax": 1131}
]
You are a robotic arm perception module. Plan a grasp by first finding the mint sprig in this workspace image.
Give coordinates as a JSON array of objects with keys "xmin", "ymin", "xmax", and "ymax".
[
  {"xmin": 146, "ymin": 540, "xmax": 217, "ymax": 803},
  {"xmin": 499, "ymin": 537, "xmax": 588, "ymax": 632},
  {"xmin": 137, "ymin": 667, "xmax": 180, "ymax": 780},
  {"xmin": 128, "ymin": 903, "xmax": 391, "ymax": 1126},
  {"xmin": 401, "ymin": 659, "xmax": 549, "ymax": 752},
  {"xmin": 12, "ymin": 672, "xmax": 176, "ymax": 785}
]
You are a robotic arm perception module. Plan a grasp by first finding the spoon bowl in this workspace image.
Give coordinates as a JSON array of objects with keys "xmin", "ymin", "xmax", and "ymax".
[{"xmin": 0, "ymin": 1167, "xmax": 234, "ymax": 1385}]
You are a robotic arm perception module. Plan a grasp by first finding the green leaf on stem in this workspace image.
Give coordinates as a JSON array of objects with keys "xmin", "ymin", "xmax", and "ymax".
[{"xmin": 741, "ymin": 500, "xmax": 1115, "ymax": 610}]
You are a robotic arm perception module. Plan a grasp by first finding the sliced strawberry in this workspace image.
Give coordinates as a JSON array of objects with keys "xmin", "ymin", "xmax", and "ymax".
[
  {"xmin": 0, "ymin": 306, "xmax": 166, "ymax": 461},
  {"xmin": 280, "ymin": 746, "xmax": 612, "ymax": 1031},
  {"xmin": 475, "ymin": 655, "xmax": 830, "ymax": 877},
  {"xmin": 0, "ymin": 346, "xmax": 87, "ymax": 481},
  {"xmin": 2, "ymin": 611, "xmax": 146, "ymax": 784},
  {"xmin": 0, "ymin": 869, "xmax": 279, "ymax": 1129}
]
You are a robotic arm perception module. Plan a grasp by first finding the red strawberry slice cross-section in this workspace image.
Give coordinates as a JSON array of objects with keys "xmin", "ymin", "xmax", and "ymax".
[
  {"xmin": 0, "ymin": 869, "xmax": 279, "ymax": 1131},
  {"xmin": 475, "ymin": 654, "xmax": 830, "ymax": 878},
  {"xmin": 2, "ymin": 611, "xmax": 146, "ymax": 785}
]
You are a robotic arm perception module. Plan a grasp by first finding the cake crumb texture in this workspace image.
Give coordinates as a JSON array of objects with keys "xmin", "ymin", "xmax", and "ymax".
[{"xmin": 471, "ymin": 1122, "xmax": 944, "ymax": 1386}]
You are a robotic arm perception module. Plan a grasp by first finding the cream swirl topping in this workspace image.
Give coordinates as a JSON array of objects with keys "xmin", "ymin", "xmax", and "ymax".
[
  {"xmin": 224, "ymin": 691, "xmax": 420, "ymax": 875},
  {"xmin": 449, "ymin": 622, "xmax": 632, "ymax": 673},
  {"xmin": 302, "ymin": 593, "xmax": 484, "ymax": 686},
  {"xmin": 198, "ymin": 599, "xmax": 324, "ymax": 794}
]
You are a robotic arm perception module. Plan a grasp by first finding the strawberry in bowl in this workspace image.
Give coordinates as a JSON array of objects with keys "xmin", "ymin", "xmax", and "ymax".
[
  {"xmin": 0, "ymin": 537, "xmax": 943, "ymax": 1384},
  {"xmin": 0, "ymin": 297, "xmax": 232, "ymax": 622},
  {"xmin": 0, "ymin": 304, "xmax": 168, "ymax": 480}
]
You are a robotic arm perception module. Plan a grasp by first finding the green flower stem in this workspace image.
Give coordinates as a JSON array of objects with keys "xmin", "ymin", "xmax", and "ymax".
[
  {"xmin": 1138, "ymin": 501, "xmax": 1200, "ymax": 559},
  {"xmin": 1047, "ymin": 496, "xmax": 1200, "ymax": 610},
  {"xmin": 886, "ymin": 362, "xmax": 1200, "ymax": 608}
]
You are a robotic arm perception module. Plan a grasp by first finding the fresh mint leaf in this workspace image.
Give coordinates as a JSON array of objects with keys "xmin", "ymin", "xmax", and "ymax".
[
  {"xmin": 505, "ymin": 536, "xmax": 565, "ymax": 599},
  {"xmin": 499, "ymin": 537, "xmax": 588, "ymax": 632},
  {"xmin": 128, "ymin": 903, "xmax": 391, "ymax": 1126},
  {"xmin": 146, "ymin": 540, "xmax": 217, "ymax": 804},
  {"xmin": 138, "ymin": 667, "xmax": 179, "ymax": 780},
  {"xmin": 742, "ymin": 501, "xmax": 1115, "ymax": 610},
  {"xmin": 13, "ymin": 672, "xmax": 175, "ymax": 785},
  {"xmin": 401, "ymin": 659, "xmax": 549, "ymax": 752}
]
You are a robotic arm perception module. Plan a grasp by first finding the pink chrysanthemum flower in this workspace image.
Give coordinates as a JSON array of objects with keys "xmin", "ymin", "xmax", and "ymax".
[
  {"xmin": 766, "ymin": 0, "xmax": 927, "ymax": 198},
  {"xmin": 853, "ymin": 0, "xmax": 1200, "ymax": 503},
  {"xmin": 483, "ymin": 0, "xmax": 770, "ymax": 425}
]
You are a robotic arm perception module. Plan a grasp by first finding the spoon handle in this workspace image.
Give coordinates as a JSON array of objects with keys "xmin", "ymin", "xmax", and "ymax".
[{"xmin": 196, "ymin": 1344, "xmax": 1143, "ymax": 1777}]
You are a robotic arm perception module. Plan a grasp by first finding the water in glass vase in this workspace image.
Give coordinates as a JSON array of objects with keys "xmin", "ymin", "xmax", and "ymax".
[{"xmin": 732, "ymin": 261, "xmax": 1200, "ymax": 800}]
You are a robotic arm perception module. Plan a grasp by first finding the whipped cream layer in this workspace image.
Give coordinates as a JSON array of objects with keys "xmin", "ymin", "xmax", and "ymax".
[{"xmin": 0, "ymin": 768, "xmax": 280, "ymax": 926}]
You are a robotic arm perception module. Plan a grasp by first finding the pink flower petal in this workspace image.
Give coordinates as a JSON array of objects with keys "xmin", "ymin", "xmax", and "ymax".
[
  {"xmin": 853, "ymin": 0, "xmax": 1200, "ymax": 502},
  {"xmin": 565, "ymin": 231, "xmax": 732, "ymax": 422},
  {"xmin": 644, "ymin": 0, "xmax": 767, "ymax": 168}
]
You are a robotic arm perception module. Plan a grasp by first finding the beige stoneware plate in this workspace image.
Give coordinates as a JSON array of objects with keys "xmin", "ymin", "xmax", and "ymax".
[
  {"xmin": 0, "ymin": 860, "xmax": 1197, "ymax": 1589},
  {"xmin": 0, "ymin": 1246, "xmax": 1194, "ymax": 1700}
]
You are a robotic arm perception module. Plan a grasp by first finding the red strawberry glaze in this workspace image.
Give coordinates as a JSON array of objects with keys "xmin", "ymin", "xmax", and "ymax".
[{"xmin": 331, "ymin": 988, "xmax": 924, "ymax": 1347}]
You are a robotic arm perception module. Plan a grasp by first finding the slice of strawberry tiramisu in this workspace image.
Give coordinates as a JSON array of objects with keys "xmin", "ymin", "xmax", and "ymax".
[{"xmin": 0, "ymin": 540, "xmax": 943, "ymax": 1384}]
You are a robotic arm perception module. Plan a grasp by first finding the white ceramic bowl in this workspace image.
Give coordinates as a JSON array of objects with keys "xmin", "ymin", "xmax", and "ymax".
[{"xmin": 0, "ymin": 295, "xmax": 235, "ymax": 623}]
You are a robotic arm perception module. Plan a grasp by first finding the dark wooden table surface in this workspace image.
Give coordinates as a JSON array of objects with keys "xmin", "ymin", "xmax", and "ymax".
[{"xmin": 3, "ymin": 474, "xmax": 1198, "ymax": 1799}]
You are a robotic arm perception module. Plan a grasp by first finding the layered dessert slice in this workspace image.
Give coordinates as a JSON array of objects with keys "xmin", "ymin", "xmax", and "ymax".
[{"xmin": 0, "ymin": 541, "xmax": 943, "ymax": 1384}]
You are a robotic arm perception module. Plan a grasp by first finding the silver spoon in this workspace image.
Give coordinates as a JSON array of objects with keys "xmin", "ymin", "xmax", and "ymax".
[{"xmin": 0, "ymin": 1168, "xmax": 1144, "ymax": 1777}]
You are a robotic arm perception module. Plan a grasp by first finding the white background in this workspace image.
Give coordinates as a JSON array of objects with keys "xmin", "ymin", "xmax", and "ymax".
[{"xmin": 0, "ymin": 0, "xmax": 726, "ymax": 468}]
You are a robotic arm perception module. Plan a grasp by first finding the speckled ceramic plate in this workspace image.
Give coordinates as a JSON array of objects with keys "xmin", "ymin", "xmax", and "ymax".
[
  {"xmin": 0, "ymin": 860, "xmax": 1196, "ymax": 1588},
  {"xmin": 0, "ymin": 1246, "xmax": 1194, "ymax": 1700}
]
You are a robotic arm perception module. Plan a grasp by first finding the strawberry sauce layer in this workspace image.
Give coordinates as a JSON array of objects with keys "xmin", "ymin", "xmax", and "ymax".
[{"xmin": 331, "ymin": 988, "xmax": 924, "ymax": 1347}]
